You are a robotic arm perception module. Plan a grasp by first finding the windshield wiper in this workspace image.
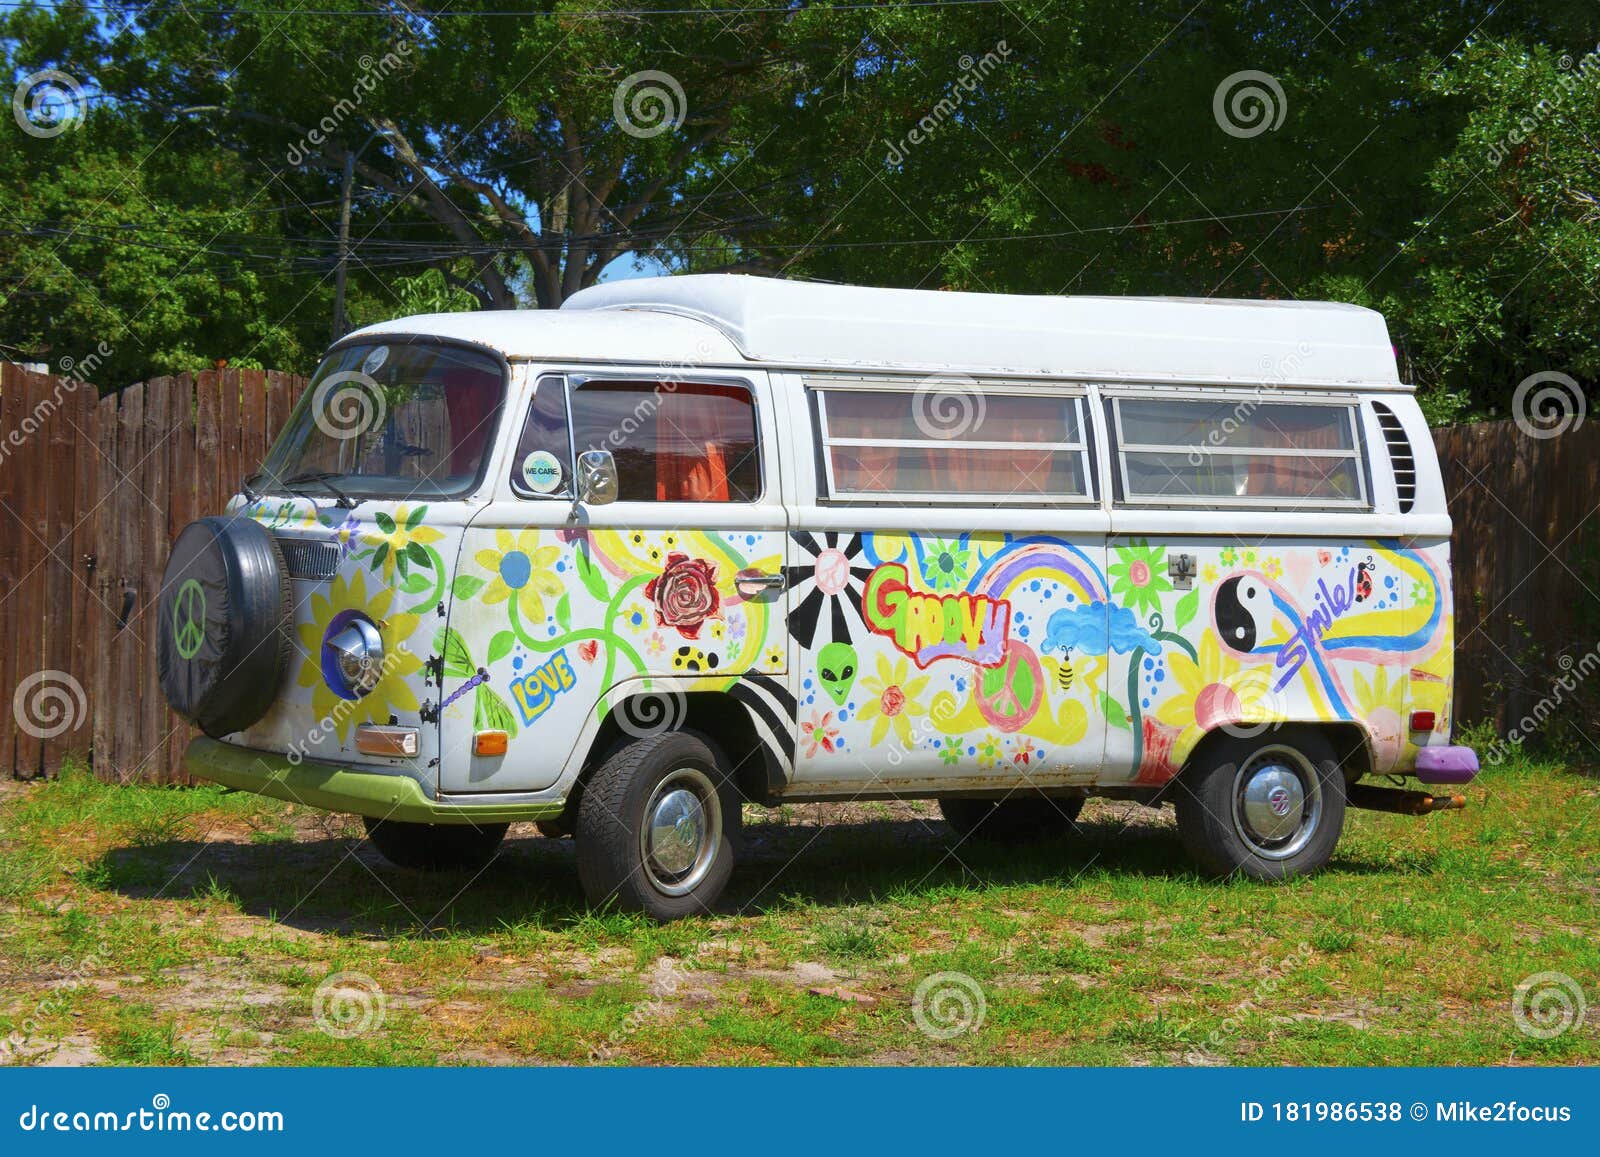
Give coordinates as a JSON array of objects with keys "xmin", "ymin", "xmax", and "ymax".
[
  {"xmin": 283, "ymin": 470, "xmax": 357, "ymax": 509},
  {"xmin": 241, "ymin": 471, "xmax": 263, "ymax": 502}
]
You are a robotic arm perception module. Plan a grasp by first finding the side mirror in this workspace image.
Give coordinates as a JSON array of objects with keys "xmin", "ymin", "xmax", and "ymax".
[{"xmin": 576, "ymin": 449, "xmax": 618, "ymax": 506}]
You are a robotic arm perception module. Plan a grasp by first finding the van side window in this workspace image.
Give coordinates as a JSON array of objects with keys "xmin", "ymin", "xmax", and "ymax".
[
  {"xmin": 814, "ymin": 387, "xmax": 1092, "ymax": 502},
  {"xmin": 1111, "ymin": 397, "xmax": 1367, "ymax": 508},
  {"xmin": 508, "ymin": 375, "xmax": 574, "ymax": 498},
  {"xmin": 571, "ymin": 380, "xmax": 761, "ymax": 503}
]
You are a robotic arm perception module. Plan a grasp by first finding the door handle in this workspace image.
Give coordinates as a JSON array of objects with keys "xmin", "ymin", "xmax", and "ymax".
[{"xmin": 734, "ymin": 568, "xmax": 786, "ymax": 598}]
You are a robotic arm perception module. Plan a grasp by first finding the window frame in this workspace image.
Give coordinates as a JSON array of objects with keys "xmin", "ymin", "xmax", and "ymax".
[
  {"xmin": 508, "ymin": 372, "xmax": 579, "ymax": 500},
  {"xmin": 550, "ymin": 370, "xmax": 767, "ymax": 505},
  {"xmin": 809, "ymin": 377, "xmax": 1097, "ymax": 506},
  {"xmin": 1104, "ymin": 388, "xmax": 1371, "ymax": 511}
]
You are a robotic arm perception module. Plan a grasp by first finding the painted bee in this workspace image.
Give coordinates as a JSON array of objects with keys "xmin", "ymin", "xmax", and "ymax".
[{"xmin": 1056, "ymin": 661, "xmax": 1075, "ymax": 691}]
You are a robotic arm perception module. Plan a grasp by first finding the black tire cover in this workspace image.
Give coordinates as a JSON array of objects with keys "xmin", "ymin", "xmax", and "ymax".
[{"xmin": 157, "ymin": 516, "xmax": 292, "ymax": 737}]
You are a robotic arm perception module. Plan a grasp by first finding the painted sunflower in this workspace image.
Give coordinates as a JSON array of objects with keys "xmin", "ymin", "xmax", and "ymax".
[
  {"xmin": 475, "ymin": 528, "xmax": 564, "ymax": 626},
  {"xmin": 296, "ymin": 569, "xmax": 425, "ymax": 742},
  {"xmin": 856, "ymin": 653, "xmax": 929, "ymax": 747},
  {"xmin": 371, "ymin": 504, "xmax": 444, "ymax": 583},
  {"xmin": 1109, "ymin": 539, "xmax": 1171, "ymax": 620},
  {"xmin": 1353, "ymin": 665, "xmax": 1407, "ymax": 768},
  {"xmin": 1154, "ymin": 633, "xmax": 1276, "ymax": 756}
]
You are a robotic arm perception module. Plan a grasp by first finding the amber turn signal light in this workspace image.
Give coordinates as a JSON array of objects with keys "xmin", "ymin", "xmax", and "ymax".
[{"xmin": 474, "ymin": 730, "xmax": 509, "ymax": 756}]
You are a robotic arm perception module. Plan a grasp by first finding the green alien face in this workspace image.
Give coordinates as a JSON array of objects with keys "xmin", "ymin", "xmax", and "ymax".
[{"xmin": 816, "ymin": 642, "xmax": 857, "ymax": 706}]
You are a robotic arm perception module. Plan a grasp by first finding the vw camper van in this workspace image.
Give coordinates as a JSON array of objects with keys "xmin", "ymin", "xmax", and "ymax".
[{"xmin": 158, "ymin": 276, "xmax": 1478, "ymax": 919}]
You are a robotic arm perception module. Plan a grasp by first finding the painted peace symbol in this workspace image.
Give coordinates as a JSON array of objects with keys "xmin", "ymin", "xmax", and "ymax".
[{"xmin": 172, "ymin": 579, "xmax": 207, "ymax": 660}]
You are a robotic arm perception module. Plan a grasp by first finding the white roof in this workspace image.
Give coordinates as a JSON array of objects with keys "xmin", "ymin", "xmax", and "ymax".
[
  {"xmin": 349, "ymin": 274, "xmax": 1404, "ymax": 390},
  {"xmin": 566, "ymin": 275, "xmax": 1404, "ymax": 389},
  {"xmin": 344, "ymin": 306, "xmax": 745, "ymax": 367}
]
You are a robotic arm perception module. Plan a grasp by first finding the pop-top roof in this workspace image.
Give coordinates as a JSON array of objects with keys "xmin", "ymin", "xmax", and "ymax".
[
  {"xmin": 564, "ymin": 274, "xmax": 1403, "ymax": 388},
  {"xmin": 349, "ymin": 274, "xmax": 1404, "ymax": 389}
]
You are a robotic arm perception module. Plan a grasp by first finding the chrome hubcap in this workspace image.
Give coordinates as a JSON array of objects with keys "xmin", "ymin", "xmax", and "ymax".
[
  {"xmin": 1232, "ymin": 746, "xmax": 1321, "ymax": 860},
  {"xmin": 641, "ymin": 767, "xmax": 720, "ymax": 896}
]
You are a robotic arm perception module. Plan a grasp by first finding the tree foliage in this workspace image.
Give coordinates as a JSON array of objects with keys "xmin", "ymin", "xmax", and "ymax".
[{"xmin": 1, "ymin": 0, "xmax": 1596, "ymax": 417}]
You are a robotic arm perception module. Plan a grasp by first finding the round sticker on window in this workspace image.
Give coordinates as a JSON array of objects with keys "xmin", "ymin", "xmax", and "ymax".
[
  {"xmin": 361, "ymin": 345, "xmax": 389, "ymax": 376},
  {"xmin": 521, "ymin": 450, "xmax": 563, "ymax": 494}
]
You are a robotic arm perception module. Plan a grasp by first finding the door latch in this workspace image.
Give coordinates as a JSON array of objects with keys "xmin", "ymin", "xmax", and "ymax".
[{"xmin": 1168, "ymin": 552, "xmax": 1197, "ymax": 590}]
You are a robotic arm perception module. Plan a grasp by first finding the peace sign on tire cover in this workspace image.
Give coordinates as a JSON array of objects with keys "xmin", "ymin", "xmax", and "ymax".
[{"xmin": 157, "ymin": 516, "xmax": 293, "ymax": 738}]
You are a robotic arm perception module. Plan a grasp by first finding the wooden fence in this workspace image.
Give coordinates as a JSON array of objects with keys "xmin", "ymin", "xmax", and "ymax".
[
  {"xmin": 0, "ymin": 364, "xmax": 1594, "ymax": 781},
  {"xmin": 1433, "ymin": 418, "xmax": 1600, "ymax": 731},
  {"xmin": 0, "ymin": 365, "xmax": 308, "ymax": 782}
]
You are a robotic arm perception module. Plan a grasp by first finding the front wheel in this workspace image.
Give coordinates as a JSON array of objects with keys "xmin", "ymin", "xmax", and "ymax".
[
  {"xmin": 363, "ymin": 816, "xmax": 508, "ymax": 871},
  {"xmin": 1174, "ymin": 728, "xmax": 1346, "ymax": 880},
  {"xmin": 575, "ymin": 731, "xmax": 738, "ymax": 920}
]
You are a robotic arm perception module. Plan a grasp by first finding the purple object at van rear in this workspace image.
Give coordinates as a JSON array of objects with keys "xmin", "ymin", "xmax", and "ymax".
[{"xmin": 1414, "ymin": 746, "xmax": 1479, "ymax": 784}]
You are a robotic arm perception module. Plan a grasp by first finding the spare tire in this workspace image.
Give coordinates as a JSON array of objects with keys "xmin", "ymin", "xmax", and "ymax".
[{"xmin": 157, "ymin": 516, "xmax": 292, "ymax": 737}]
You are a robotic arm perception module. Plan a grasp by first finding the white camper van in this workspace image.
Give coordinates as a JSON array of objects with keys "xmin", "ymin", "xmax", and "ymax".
[{"xmin": 158, "ymin": 276, "xmax": 1477, "ymax": 919}]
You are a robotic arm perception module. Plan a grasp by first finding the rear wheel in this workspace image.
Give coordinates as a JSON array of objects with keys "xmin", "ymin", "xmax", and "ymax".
[
  {"xmin": 940, "ymin": 795, "xmax": 1084, "ymax": 843},
  {"xmin": 1174, "ymin": 728, "xmax": 1346, "ymax": 880},
  {"xmin": 575, "ymin": 731, "xmax": 738, "ymax": 921},
  {"xmin": 363, "ymin": 816, "xmax": 508, "ymax": 871}
]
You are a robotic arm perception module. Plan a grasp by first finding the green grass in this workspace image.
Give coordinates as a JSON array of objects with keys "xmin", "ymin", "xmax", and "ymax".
[{"xmin": 0, "ymin": 749, "xmax": 1597, "ymax": 1066}]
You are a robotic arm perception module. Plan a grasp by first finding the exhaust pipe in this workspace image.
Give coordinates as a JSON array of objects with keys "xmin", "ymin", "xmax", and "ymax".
[{"xmin": 1348, "ymin": 784, "xmax": 1467, "ymax": 816}]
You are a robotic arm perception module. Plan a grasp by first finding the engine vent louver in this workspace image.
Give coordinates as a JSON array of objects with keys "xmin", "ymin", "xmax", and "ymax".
[
  {"xmin": 276, "ymin": 535, "xmax": 340, "ymax": 581},
  {"xmin": 1372, "ymin": 401, "xmax": 1415, "ymax": 514}
]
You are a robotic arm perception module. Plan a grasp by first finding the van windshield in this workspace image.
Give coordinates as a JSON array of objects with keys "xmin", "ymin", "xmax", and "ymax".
[{"xmin": 257, "ymin": 340, "xmax": 504, "ymax": 501}]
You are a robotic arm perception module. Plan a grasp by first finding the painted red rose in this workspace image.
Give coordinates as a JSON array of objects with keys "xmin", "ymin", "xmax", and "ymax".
[
  {"xmin": 646, "ymin": 553, "xmax": 721, "ymax": 639},
  {"xmin": 880, "ymin": 685, "xmax": 906, "ymax": 717}
]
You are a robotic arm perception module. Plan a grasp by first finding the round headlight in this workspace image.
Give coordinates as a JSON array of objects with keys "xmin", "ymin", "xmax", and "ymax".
[{"xmin": 322, "ymin": 613, "xmax": 385, "ymax": 700}]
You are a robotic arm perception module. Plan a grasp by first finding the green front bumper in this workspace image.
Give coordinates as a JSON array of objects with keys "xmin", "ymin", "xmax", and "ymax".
[{"xmin": 184, "ymin": 737, "xmax": 566, "ymax": 825}]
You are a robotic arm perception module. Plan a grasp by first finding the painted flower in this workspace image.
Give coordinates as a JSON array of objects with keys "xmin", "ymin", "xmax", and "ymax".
[
  {"xmin": 645, "ymin": 632, "xmax": 666, "ymax": 657},
  {"xmin": 646, "ymin": 552, "xmax": 721, "ymax": 639},
  {"xmin": 1354, "ymin": 665, "xmax": 1407, "ymax": 768},
  {"xmin": 976, "ymin": 734, "xmax": 1003, "ymax": 768},
  {"xmin": 1201, "ymin": 563, "xmax": 1218, "ymax": 584},
  {"xmin": 295, "ymin": 569, "xmax": 424, "ymax": 742},
  {"xmin": 371, "ymin": 504, "xmax": 444, "ymax": 582},
  {"xmin": 922, "ymin": 538, "xmax": 972, "ymax": 592},
  {"xmin": 476, "ymin": 528, "xmax": 564, "ymax": 625},
  {"xmin": 857, "ymin": 654, "xmax": 929, "ymax": 747},
  {"xmin": 1012, "ymin": 738, "xmax": 1042, "ymax": 766},
  {"xmin": 1109, "ymin": 539, "xmax": 1172, "ymax": 620},
  {"xmin": 329, "ymin": 512, "xmax": 364, "ymax": 559},
  {"xmin": 802, "ymin": 711, "xmax": 841, "ymax": 757},
  {"xmin": 1262, "ymin": 556, "xmax": 1283, "ymax": 580},
  {"xmin": 1220, "ymin": 547, "xmax": 1239, "ymax": 567},
  {"xmin": 939, "ymin": 739, "xmax": 963, "ymax": 766},
  {"xmin": 1155, "ymin": 633, "xmax": 1277, "ymax": 755}
]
